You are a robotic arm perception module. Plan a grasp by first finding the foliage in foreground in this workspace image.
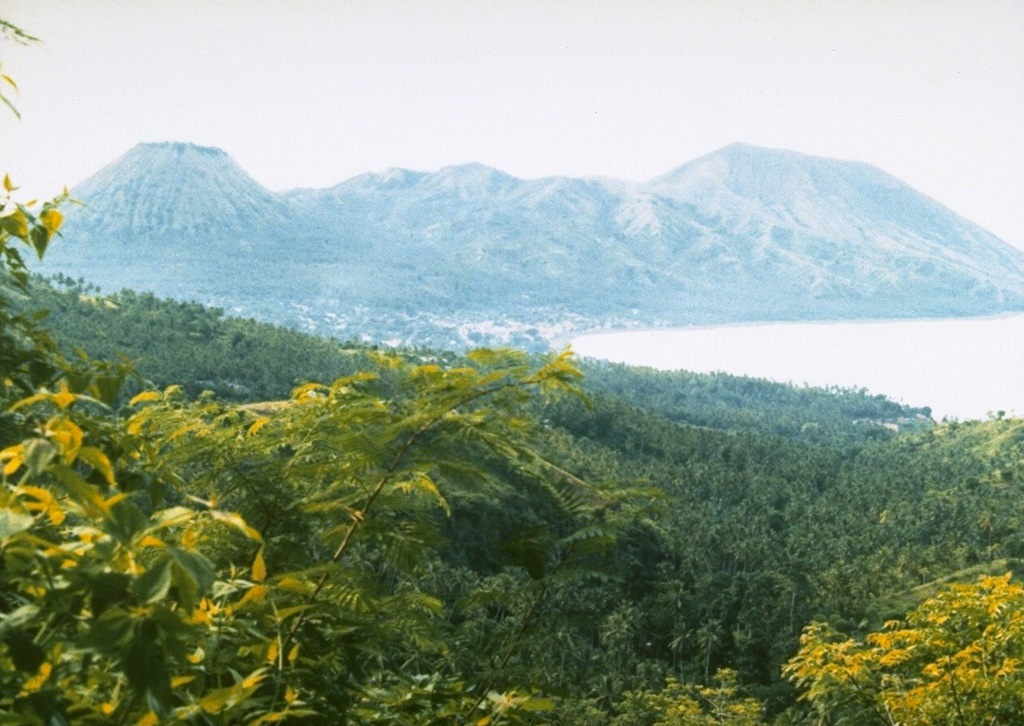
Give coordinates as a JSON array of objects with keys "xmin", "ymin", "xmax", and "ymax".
[
  {"xmin": 0, "ymin": 334, "xmax": 600, "ymax": 723},
  {"xmin": 786, "ymin": 573, "xmax": 1024, "ymax": 725}
]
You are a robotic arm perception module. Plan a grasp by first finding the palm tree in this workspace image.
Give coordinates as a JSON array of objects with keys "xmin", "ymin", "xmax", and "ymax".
[{"xmin": 696, "ymin": 618, "xmax": 724, "ymax": 683}]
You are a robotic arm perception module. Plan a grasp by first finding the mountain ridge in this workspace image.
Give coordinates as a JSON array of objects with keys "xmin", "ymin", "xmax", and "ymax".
[
  {"xmin": 36, "ymin": 141, "xmax": 1024, "ymax": 350},
  {"xmin": 69, "ymin": 142, "xmax": 300, "ymax": 238}
]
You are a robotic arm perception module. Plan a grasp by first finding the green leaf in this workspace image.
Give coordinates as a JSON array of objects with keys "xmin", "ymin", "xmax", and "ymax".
[
  {"xmin": 88, "ymin": 374, "xmax": 123, "ymax": 406},
  {"xmin": 107, "ymin": 499, "xmax": 149, "ymax": 543},
  {"xmin": 394, "ymin": 472, "xmax": 450, "ymax": 515},
  {"xmin": 132, "ymin": 557, "xmax": 173, "ymax": 604},
  {"xmin": 3, "ymin": 630, "xmax": 44, "ymax": 672},
  {"xmin": 90, "ymin": 572, "xmax": 131, "ymax": 617},
  {"xmin": 168, "ymin": 547, "xmax": 215, "ymax": 610},
  {"xmin": 21, "ymin": 437, "xmax": 56, "ymax": 477},
  {"xmin": 126, "ymin": 619, "xmax": 173, "ymax": 718},
  {"xmin": 30, "ymin": 224, "xmax": 48, "ymax": 259},
  {"xmin": 0, "ymin": 508, "xmax": 34, "ymax": 541},
  {"xmin": 81, "ymin": 608, "xmax": 133, "ymax": 653},
  {"xmin": 0, "ymin": 603, "xmax": 40, "ymax": 638},
  {"xmin": 50, "ymin": 464, "xmax": 110, "ymax": 519}
]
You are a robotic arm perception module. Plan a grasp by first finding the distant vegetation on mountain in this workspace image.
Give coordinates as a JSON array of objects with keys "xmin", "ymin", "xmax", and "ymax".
[{"xmin": 37, "ymin": 141, "xmax": 1024, "ymax": 349}]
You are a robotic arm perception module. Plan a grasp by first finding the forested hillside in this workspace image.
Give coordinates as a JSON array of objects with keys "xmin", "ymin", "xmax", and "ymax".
[
  {"xmin": 6, "ymin": 271, "xmax": 1024, "ymax": 724},
  {"xmin": 575, "ymin": 360, "xmax": 932, "ymax": 444},
  {"xmin": 25, "ymin": 275, "xmax": 929, "ymax": 443},
  {"xmin": 24, "ymin": 274, "xmax": 377, "ymax": 402}
]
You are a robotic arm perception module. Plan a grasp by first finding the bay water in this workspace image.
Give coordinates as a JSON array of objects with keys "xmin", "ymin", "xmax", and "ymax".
[{"xmin": 570, "ymin": 314, "xmax": 1024, "ymax": 421}]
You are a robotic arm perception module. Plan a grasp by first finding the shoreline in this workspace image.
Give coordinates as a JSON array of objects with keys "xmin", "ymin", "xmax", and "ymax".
[{"xmin": 561, "ymin": 310, "xmax": 1024, "ymax": 350}]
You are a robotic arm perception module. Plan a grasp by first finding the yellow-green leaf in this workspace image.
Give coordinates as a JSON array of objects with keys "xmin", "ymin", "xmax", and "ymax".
[
  {"xmin": 129, "ymin": 391, "xmax": 161, "ymax": 406},
  {"xmin": 1, "ymin": 445, "xmax": 24, "ymax": 476},
  {"xmin": 211, "ymin": 510, "xmax": 263, "ymax": 541},
  {"xmin": 46, "ymin": 418, "xmax": 83, "ymax": 464},
  {"xmin": 246, "ymin": 417, "xmax": 271, "ymax": 436},
  {"xmin": 240, "ymin": 668, "xmax": 267, "ymax": 689},
  {"xmin": 78, "ymin": 446, "xmax": 115, "ymax": 486},
  {"xmin": 252, "ymin": 547, "xmax": 267, "ymax": 582},
  {"xmin": 39, "ymin": 208, "xmax": 62, "ymax": 234},
  {"xmin": 198, "ymin": 686, "xmax": 235, "ymax": 714},
  {"xmin": 233, "ymin": 584, "xmax": 267, "ymax": 611},
  {"xmin": 51, "ymin": 382, "xmax": 75, "ymax": 409},
  {"xmin": 135, "ymin": 712, "xmax": 159, "ymax": 726}
]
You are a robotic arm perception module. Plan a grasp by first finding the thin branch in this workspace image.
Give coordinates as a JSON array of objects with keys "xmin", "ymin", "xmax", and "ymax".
[
  {"xmin": 280, "ymin": 375, "xmax": 544, "ymax": 655},
  {"xmin": 0, "ymin": 19, "xmax": 40, "ymax": 44},
  {"xmin": 948, "ymin": 658, "xmax": 967, "ymax": 726},
  {"xmin": 466, "ymin": 584, "xmax": 548, "ymax": 720},
  {"xmin": 464, "ymin": 510, "xmax": 600, "ymax": 720}
]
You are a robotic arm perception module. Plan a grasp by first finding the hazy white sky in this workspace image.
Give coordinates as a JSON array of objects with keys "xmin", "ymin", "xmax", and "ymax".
[{"xmin": 2, "ymin": 0, "xmax": 1023, "ymax": 248}]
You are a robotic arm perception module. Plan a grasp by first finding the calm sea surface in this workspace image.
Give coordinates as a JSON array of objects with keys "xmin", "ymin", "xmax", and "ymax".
[{"xmin": 570, "ymin": 314, "xmax": 1024, "ymax": 421}]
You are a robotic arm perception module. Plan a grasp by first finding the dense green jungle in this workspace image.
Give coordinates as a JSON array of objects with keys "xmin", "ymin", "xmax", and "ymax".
[{"xmin": 4, "ymin": 253, "xmax": 1024, "ymax": 725}]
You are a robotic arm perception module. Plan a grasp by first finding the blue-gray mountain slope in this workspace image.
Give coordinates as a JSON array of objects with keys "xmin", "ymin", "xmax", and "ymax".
[{"xmin": 38, "ymin": 141, "xmax": 1024, "ymax": 349}]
